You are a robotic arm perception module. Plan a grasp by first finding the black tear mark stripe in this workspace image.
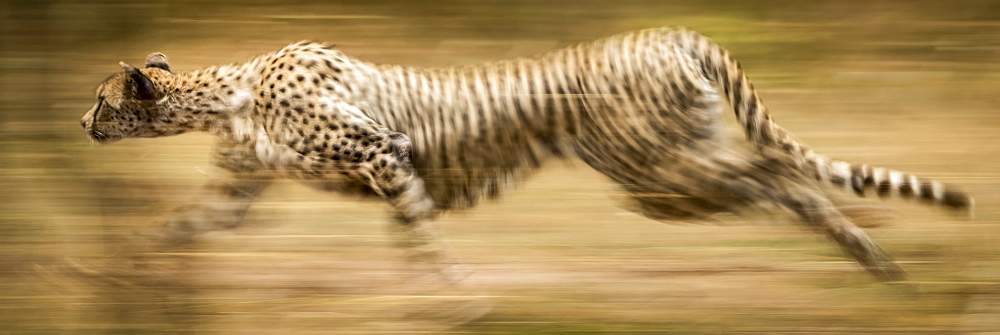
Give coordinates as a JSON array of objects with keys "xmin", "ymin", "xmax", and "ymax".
[{"xmin": 91, "ymin": 97, "xmax": 104, "ymax": 127}]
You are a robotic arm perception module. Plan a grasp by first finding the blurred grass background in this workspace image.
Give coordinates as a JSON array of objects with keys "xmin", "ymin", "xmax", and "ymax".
[{"xmin": 1, "ymin": 0, "xmax": 999, "ymax": 333}]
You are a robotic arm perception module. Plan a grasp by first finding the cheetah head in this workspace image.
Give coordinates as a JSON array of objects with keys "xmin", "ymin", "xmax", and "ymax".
[{"xmin": 81, "ymin": 53, "xmax": 178, "ymax": 143}]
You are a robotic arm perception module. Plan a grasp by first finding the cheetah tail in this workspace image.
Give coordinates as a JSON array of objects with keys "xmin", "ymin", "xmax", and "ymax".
[
  {"xmin": 814, "ymin": 157, "xmax": 974, "ymax": 215},
  {"xmin": 679, "ymin": 29, "xmax": 974, "ymax": 215}
]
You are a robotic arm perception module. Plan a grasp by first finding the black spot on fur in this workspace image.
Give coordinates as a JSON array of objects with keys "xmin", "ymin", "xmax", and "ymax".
[
  {"xmin": 920, "ymin": 183, "xmax": 935, "ymax": 202},
  {"xmin": 899, "ymin": 179, "xmax": 913, "ymax": 196},
  {"xmin": 850, "ymin": 166, "xmax": 865, "ymax": 195},
  {"xmin": 877, "ymin": 180, "xmax": 892, "ymax": 197},
  {"xmin": 942, "ymin": 190, "xmax": 970, "ymax": 209}
]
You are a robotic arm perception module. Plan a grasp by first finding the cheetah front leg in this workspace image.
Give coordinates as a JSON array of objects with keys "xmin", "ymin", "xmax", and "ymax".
[
  {"xmin": 148, "ymin": 141, "xmax": 273, "ymax": 248},
  {"xmin": 65, "ymin": 142, "xmax": 272, "ymax": 285}
]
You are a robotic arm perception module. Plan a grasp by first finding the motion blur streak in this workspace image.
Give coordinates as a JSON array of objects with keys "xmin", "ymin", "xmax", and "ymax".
[{"xmin": 2, "ymin": 0, "xmax": 999, "ymax": 333}]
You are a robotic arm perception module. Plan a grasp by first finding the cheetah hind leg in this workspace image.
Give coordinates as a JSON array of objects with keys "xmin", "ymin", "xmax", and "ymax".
[
  {"xmin": 705, "ymin": 158, "xmax": 909, "ymax": 283},
  {"xmin": 776, "ymin": 184, "xmax": 909, "ymax": 282},
  {"xmin": 724, "ymin": 160, "xmax": 907, "ymax": 283},
  {"xmin": 585, "ymin": 146, "xmax": 909, "ymax": 284}
]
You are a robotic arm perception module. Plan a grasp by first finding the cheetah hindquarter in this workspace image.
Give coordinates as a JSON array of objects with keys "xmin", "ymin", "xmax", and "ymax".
[{"xmin": 80, "ymin": 27, "xmax": 973, "ymax": 286}]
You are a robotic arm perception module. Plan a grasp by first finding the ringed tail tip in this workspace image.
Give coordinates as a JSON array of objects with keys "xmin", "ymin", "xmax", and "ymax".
[{"xmin": 942, "ymin": 190, "xmax": 974, "ymax": 218}]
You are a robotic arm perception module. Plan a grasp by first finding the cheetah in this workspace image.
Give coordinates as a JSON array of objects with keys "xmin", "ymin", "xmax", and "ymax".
[{"xmin": 81, "ymin": 27, "xmax": 972, "ymax": 283}]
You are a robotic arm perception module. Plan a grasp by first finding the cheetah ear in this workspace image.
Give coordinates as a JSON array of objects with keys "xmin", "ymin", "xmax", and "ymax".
[
  {"xmin": 144, "ymin": 53, "xmax": 171, "ymax": 72},
  {"xmin": 119, "ymin": 61, "xmax": 158, "ymax": 100}
]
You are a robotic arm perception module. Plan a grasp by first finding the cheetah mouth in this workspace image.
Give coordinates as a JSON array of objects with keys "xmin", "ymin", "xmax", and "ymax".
[{"xmin": 87, "ymin": 128, "xmax": 121, "ymax": 143}]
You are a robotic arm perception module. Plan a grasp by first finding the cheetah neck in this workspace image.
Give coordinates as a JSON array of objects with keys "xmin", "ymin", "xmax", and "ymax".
[{"xmin": 153, "ymin": 59, "xmax": 267, "ymax": 140}]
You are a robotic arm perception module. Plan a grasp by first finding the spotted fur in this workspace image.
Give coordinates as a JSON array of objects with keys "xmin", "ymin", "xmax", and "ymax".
[{"xmin": 81, "ymin": 27, "xmax": 973, "ymax": 282}]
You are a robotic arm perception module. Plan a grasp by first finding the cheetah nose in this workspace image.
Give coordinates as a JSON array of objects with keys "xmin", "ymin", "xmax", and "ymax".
[{"xmin": 80, "ymin": 118, "xmax": 88, "ymax": 129}]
